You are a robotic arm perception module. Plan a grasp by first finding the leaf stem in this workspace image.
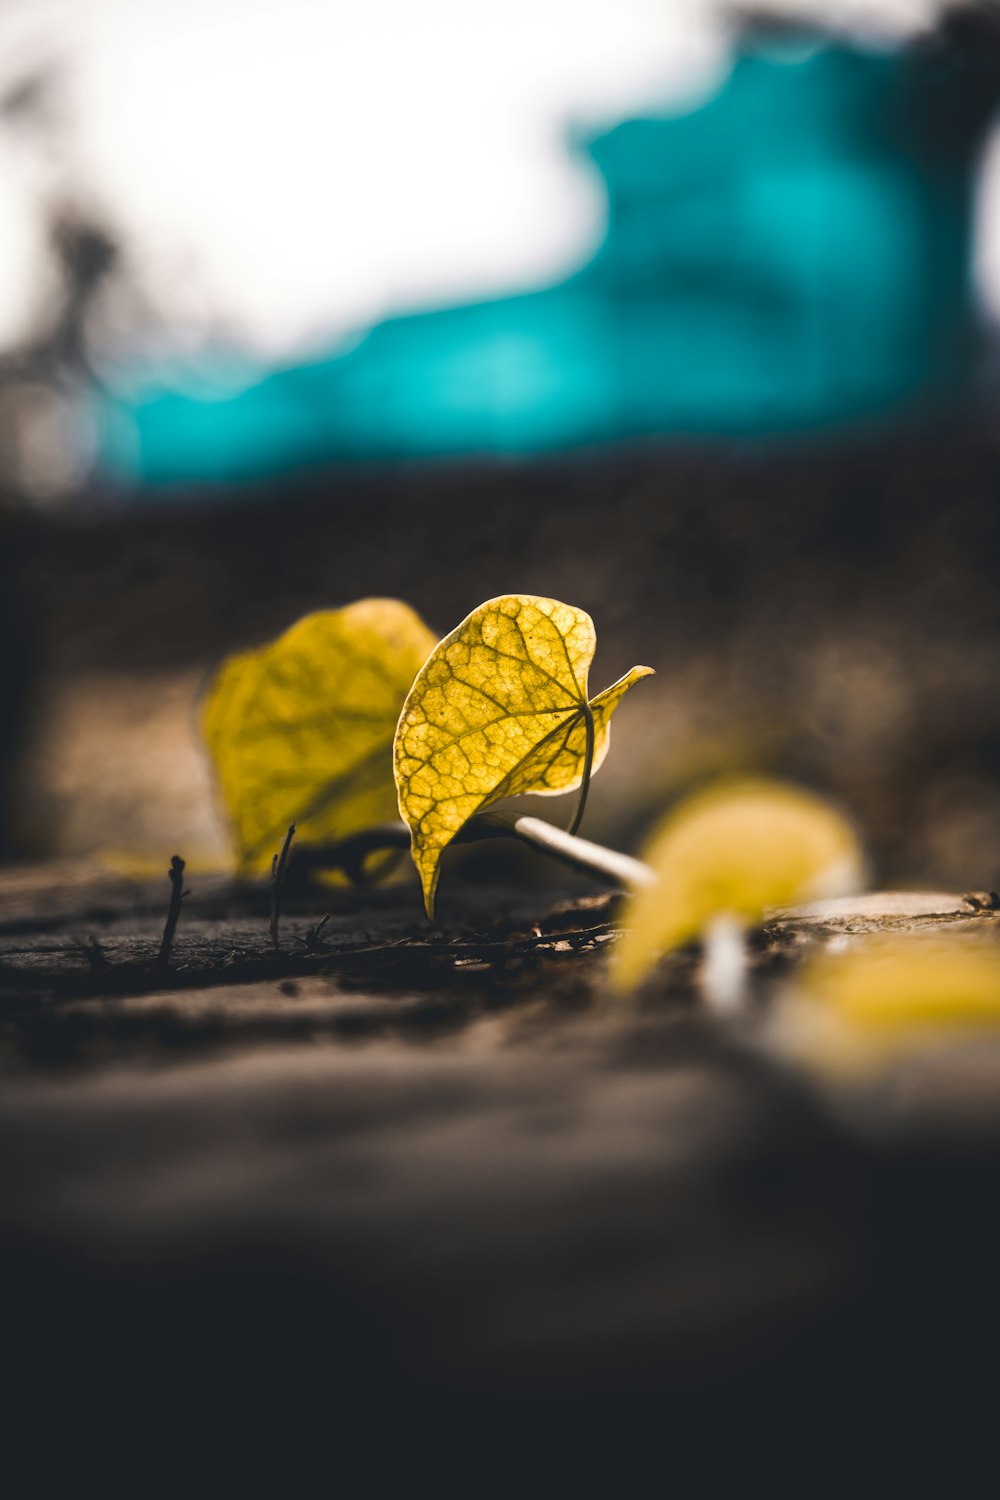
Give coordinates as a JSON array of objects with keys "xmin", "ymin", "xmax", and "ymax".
[{"xmin": 567, "ymin": 700, "xmax": 595, "ymax": 838}]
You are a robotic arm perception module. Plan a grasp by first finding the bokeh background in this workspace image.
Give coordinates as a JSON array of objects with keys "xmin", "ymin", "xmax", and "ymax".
[{"xmin": 3, "ymin": 0, "xmax": 1000, "ymax": 890}]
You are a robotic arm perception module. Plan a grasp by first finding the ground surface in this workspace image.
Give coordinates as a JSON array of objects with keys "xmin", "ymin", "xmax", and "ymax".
[{"xmin": 4, "ymin": 861, "xmax": 1000, "ymax": 1485}]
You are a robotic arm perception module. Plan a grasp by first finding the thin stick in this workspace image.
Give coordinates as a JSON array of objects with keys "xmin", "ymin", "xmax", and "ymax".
[
  {"xmin": 699, "ymin": 913, "xmax": 749, "ymax": 1017},
  {"xmin": 270, "ymin": 823, "xmax": 296, "ymax": 952},
  {"xmin": 567, "ymin": 701, "xmax": 595, "ymax": 837},
  {"xmin": 301, "ymin": 813, "xmax": 655, "ymax": 895},
  {"xmin": 487, "ymin": 812, "xmax": 656, "ymax": 891},
  {"xmin": 157, "ymin": 855, "xmax": 187, "ymax": 966}
]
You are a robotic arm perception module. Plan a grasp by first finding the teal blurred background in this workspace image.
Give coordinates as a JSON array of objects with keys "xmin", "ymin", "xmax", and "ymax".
[{"xmin": 100, "ymin": 29, "xmax": 1000, "ymax": 483}]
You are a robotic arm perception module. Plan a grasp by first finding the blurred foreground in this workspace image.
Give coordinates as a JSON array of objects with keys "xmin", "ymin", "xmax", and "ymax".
[{"xmin": 3, "ymin": 866, "xmax": 1000, "ymax": 1486}]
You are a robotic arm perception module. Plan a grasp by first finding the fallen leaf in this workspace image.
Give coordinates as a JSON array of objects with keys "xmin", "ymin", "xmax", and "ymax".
[
  {"xmin": 393, "ymin": 594, "xmax": 652, "ymax": 917},
  {"xmin": 203, "ymin": 599, "xmax": 436, "ymax": 872},
  {"xmin": 611, "ymin": 779, "xmax": 862, "ymax": 991},
  {"xmin": 773, "ymin": 934, "xmax": 1000, "ymax": 1077},
  {"xmin": 803, "ymin": 935, "xmax": 1000, "ymax": 1031}
]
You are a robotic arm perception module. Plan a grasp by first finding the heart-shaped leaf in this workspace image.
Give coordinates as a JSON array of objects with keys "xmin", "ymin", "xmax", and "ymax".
[
  {"xmin": 610, "ymin": 779, "xmax": 863, "ymax": 991},
  {"xmin": 203, "ymin": 599, "xmax": 436, "ymax": 872},
  {"xmin": 393, "ymin": 594, "xmax": 652, "ymax": 916}
]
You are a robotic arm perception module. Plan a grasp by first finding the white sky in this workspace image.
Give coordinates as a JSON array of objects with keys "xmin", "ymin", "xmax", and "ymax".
[{"xmin": 0, "ymin": 0, "xmax": 966, "ymax": 365}]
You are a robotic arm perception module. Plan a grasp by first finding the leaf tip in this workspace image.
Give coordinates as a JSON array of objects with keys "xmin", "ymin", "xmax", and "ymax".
[{"xmin": 420, "ymin": 865, "xmax": 440, "ymax": 922}]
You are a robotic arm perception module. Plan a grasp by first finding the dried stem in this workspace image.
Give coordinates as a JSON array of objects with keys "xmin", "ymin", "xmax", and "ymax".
[
  {"xmin": 297, "ymin": 812, "xmax": 655, "ymax": 898},
  {"xmin": 478, "ymin": 811, "xmax": 655, "ymax": 891},
  {"xmin": 270, "ymin": 823, "xmax": 296, "ymax": 952},
  {"xmin": 157, "ymin": 855, "xmax": 187, "ymax": 966}
]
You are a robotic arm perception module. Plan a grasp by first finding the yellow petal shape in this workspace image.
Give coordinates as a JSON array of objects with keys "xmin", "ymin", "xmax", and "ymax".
[
  {"xmin": 611, "ymin": 779, "xmax": 863, "ymax": 991},
  {"xmin": 392, "ymin": 594, "xmax": 652, "ymax": 917},
  {"xmin": 804, "ymin": 936, "xmax": 1000, "ymax": 1031},
  {"xmin": 203, "ymin": 599, "xmax": 436, "ymax": 872},
  {"xmin": 776, "ymin": 935, "xmax": 1000, "ymax": 1076}
]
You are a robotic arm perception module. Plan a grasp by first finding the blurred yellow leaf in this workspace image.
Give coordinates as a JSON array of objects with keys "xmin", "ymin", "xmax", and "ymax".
[
  {"xmin": 611, "ymin": 779, "xmax": 862, "ymax": 991},
  {"xmin": 776, "ymin": 935, "xmax": 1000, "ymax": 1076},
  {"xmin": 804, "ymin": 936, "xmax": 1000, "ymax": 1031},
  {"xmin": 393, "ymin": 594, "xmax": 652, "ymax": 917},
  {"xmin": 203, "ymin": 599, "xmax": 436, "ymax": 872}
]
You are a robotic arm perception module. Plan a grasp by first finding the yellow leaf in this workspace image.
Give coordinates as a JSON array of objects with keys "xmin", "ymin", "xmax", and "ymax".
[
  {"xmin": 203, "ymin": 599, "xmax": 436, "ymax": 872},
  {"xmin": 776, "ymin": 935, "xmax": 1000, "ymax": 1076},
  {"xmin": 804, "ymin": 936, "xmax": 1000, "ymax": 1031},
  {"xmin": 611, "ymin": 779, "xmax": 863, "ymax": 991},
  {"xmin": 392, "ymin": 594, "xmax": 652, "ymax": 917}
]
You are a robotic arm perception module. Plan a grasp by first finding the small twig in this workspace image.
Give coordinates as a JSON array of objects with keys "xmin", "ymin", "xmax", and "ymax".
[
  {"xmin": 302, "ymin": 913, "xmax": 332, "ymax": 952},
  {"xmin": 270, "ymin": 823, "xmax": 296, "ymax": 952},
  {"xmin": 298, "ymin": 813, "xmax": 655, "ymax": 897},
  {"xmin": 485, "ymin": 812, "xmax": 656, "ymax": 891},
  {"xmin": 78, "ymin": 935, "xmax": 108, "ymax": 976},
  {"xmin": 157, "ymin": 855, "xmax": 187, "ymax": 966}
]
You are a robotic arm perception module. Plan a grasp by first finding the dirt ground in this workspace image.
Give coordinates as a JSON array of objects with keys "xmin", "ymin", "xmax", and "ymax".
[{"xmin": 4, "ymin": 858, "xmax": 1000, "ymax": 1487}]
